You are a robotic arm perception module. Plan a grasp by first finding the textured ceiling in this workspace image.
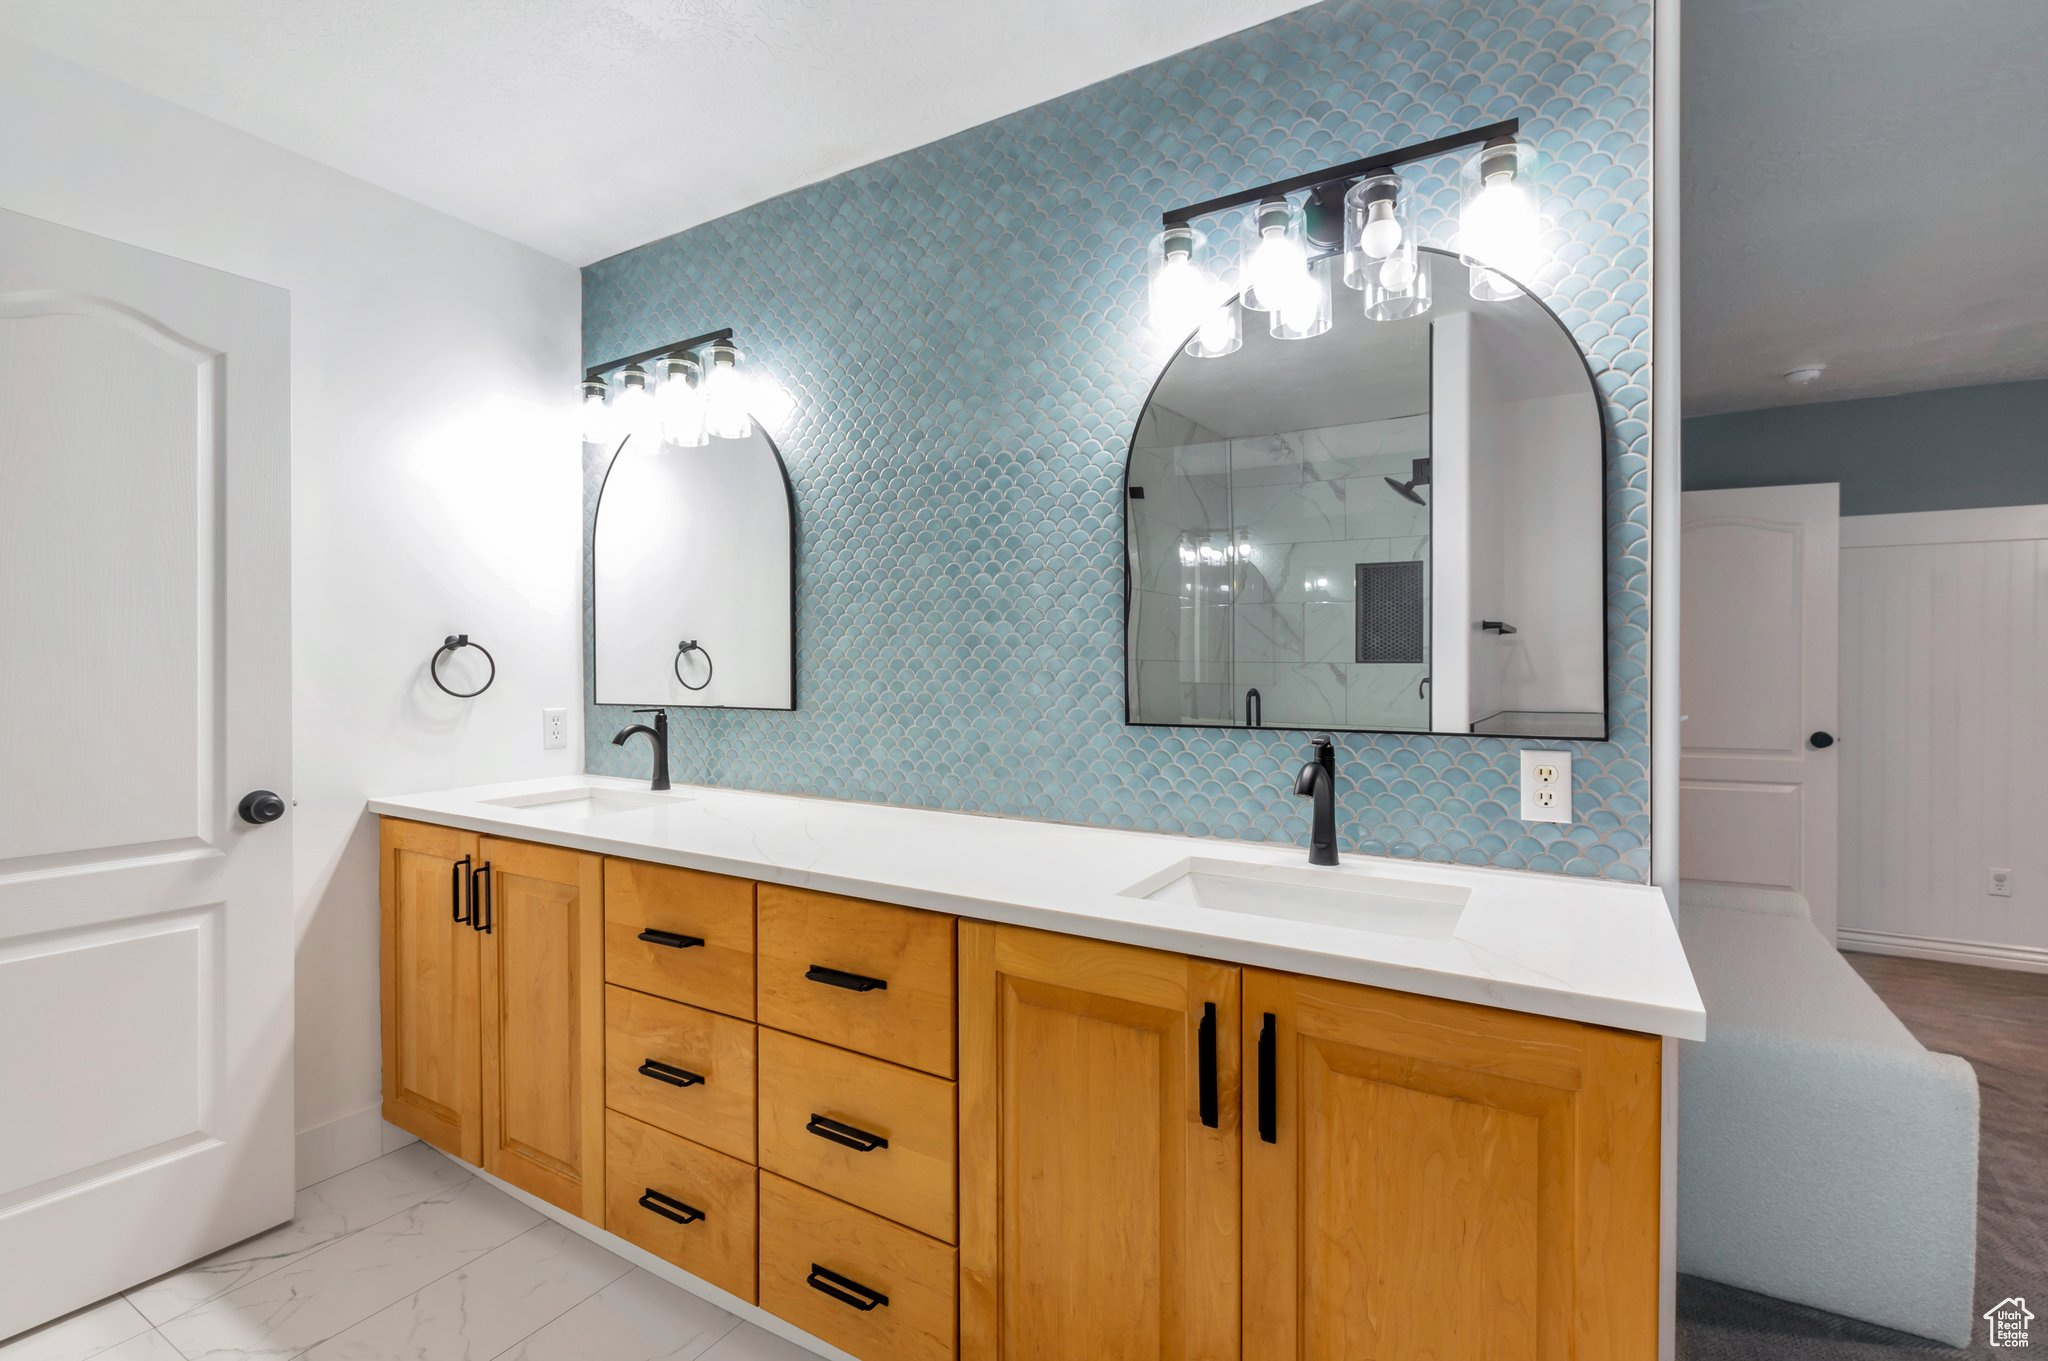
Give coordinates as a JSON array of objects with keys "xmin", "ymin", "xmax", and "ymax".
[
  {"xmin": 1684, "ymin": 0, "xmax": 2048, "ymax": 414},
  {"xmin": 0, "ymin": 0, "xmax": 1319, "ymax": 265}
]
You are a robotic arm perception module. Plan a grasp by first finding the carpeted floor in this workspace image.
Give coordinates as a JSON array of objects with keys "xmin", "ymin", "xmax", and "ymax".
[{"xmin": 1675, "ymin": 953, "xmax": 2048, "ymax": 1358}]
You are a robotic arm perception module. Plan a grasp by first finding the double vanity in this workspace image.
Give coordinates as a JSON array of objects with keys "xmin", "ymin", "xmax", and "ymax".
[{"xmin": 371, "ymin": 775, "xmax": 1700, "ymax": 1361}]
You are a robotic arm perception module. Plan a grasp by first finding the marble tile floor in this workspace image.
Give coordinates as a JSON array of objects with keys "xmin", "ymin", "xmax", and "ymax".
[{"xmin": 0, "ymin": 1142, "xmax": 807, "ymax": 1361}]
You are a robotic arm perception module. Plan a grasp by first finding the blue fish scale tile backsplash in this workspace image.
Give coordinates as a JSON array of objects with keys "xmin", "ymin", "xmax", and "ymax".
[{"xmin": 584, "ymin": 0, "xmax": 1656, "ymax": 880}]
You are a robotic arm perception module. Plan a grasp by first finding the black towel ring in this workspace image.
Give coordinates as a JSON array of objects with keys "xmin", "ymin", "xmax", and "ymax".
[
  {"xmin": 674, "ymin": 639, "xmax": 714, "ymax": 692},
  {"xmin": 431, "ymin": 634, "xmax": 495, "ymax": 698}
]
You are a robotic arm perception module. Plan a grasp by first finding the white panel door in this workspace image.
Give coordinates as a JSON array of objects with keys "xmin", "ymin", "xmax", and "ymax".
[
  {"xmin": 0, "ymin": 207, "xmax": 292, "ymax": 1338},
  {"xmin": 1679, "ymin": 484, "xmax": 1840, "ymax": 938}
]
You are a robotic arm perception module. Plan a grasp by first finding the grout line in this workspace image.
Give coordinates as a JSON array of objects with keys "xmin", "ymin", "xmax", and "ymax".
[{"xmin": 475, "ymin": 1248, "xmax": 643, "ymax": 1361}]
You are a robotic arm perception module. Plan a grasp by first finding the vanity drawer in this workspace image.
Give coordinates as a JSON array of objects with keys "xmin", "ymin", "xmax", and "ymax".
[
  {"xmin": 756, "ymin": 886, "xmax": 956, "ymax": 1076},
  {"xmin": 604, "ymin": 985, "xmax": 755, "ymax": 1162},
  {"xmin": 759, "ymin": 1172, "xmax": 956, "ymax": 1361},
  {"xmin": 605, "ymin": 859, "xmax": 756, "ymax": 1019},
  {"xmin": 604, "ymin": 1110, "xmax": 756, "ymax": 1302},
  {"xmin": 757, "ymin": 1028, "xmax": 956, "ymax": 1242}
]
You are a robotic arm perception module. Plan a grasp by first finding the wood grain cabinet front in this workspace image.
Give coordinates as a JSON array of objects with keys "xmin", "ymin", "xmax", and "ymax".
[
  {"xmin": 380, "ymin": 819, "xmax": 483, "ymax": 1162},
  {"xmin": 1241, "ymin": 968, "xmax": 1662, "ymax": 1361},
  {"xmin": 604, "ymin": 984, "xmax": 757, "ymax": 1162},
  {"xmin": 957, "ymin": 923, "xmax": 1241, "ymax": 1361},
  {"xmin": 757, "ymin": 1028, "xmax": 957, "ymax": 1243},
  {"xmin": 605, "ymin": 859, "xmax": 757, "ymax": 1020},
  {"xmin": 757, "ymin": 886, "xmax": 956, "ymax": 1077},
  {"xmin": 759, "ymin": 1172, "xmax": 957, "ymax": 1361},
  {"xmin": 477, "ymin": 836, "xmax": 606, "ymax": 1221},
  {"xmin": 605, "ymin": 1110, "xmax": 758, "ymax": 1302}
]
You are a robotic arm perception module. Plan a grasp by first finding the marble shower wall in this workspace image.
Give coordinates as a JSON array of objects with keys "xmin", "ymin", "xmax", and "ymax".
[{"xmin": 584, "ymin": 0, "xmax": 1658, "ymax": 880}]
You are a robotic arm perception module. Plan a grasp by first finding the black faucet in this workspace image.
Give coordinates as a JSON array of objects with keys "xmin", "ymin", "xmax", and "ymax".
[
  {"xmin": 611, "ymin": 708, "xmax": 670, "ymax": 791},
  {"xmin": 1293, "ymin": 734, "xmax": 1339, "ymax": 866}
]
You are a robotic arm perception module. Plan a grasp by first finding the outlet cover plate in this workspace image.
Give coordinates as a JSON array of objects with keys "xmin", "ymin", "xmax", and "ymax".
[
  {"xmin": 1989, "ymin": 868, "xmax": 2014, "ymax": 898},
  {"xmin": 1519, "ymin": 750, "xmax": 1573, "ymax": 824},
  {"xmin": 542, "ymin": 708, "xmax": 568, "ymax": 750}
]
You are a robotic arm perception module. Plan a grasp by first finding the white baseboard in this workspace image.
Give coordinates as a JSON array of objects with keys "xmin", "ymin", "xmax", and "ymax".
[
  {"xmin": 295, "ymin": 1105, "xmax": 420, "ymax": 1188},
  {"xmin": 435, "ymin": 1149, "xmax": 859, "ymax": 1361},
  {"xmin": 1839, "ymin": 928, "xmax": 2048, "ymax": 976}
]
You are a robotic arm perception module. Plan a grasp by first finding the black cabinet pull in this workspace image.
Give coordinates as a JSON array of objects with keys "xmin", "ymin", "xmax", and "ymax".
[
  {"xmin": 639, "ymin": 1058, "xmax": 705, "ymax": 1088},
  {"xmin": 805, "ymin": 964, "xmax": 887, "ymax": 993},
  {"xmin": 638, "ymin": 928, "xmax": 705, "ymax": 950},
  {"xmin": 806, "ymin": 1263, "xmax": 889, "ymax": 1311},
  {"xmin": 451, "ymin": 854, "xmax": 472, "ymax": 925},
  {"xmin": 1257, "ymin": 1012, "xmax": 1278, "ymax": 1144},
  {"xmin": 471, "ymin": 862, "xmax": 493, "ymax": 934},
  {"xmin": 806, "ymin": 1113, "xmax": 889, "ymax": 1152},
  {"xmin": 1197, "ymin": 1002, "xmax": 1219, "ymax": 1129},
  {"xmin": 637, "ymin": 1188, "xmax": 704, "ymax": 1225}
]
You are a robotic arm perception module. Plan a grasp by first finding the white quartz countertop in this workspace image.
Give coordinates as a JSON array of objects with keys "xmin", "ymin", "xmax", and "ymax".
[{"xmin": 368, "ymin": 776, "xmax": 1703, "ymax": 1039}]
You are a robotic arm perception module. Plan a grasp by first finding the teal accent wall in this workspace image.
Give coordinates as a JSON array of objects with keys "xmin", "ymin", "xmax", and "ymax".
[
  {"xmin": 582, "ymin": 0, "xmax": 1660, "ymax": 879},
  {"xmin": 1684, "ymin": 379, "xmax": 2048, "ymax": 516}
]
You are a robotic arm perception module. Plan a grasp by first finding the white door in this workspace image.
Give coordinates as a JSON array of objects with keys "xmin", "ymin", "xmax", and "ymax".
[
  {"xmin": 0, "ymin": 207, "xmax": 293, "ymax": 1338},
  {"xmin": 1680, "ymin": 484, "xmax": 1841, "ymax": 938}
]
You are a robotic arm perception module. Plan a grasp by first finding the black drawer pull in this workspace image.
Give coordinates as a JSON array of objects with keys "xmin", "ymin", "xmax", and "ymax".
[
  {"xmin": 450, "ymin": 854, "xmax": 472, "ymax": 925},
  {"xmin": 1197, "ymin": 1001, "xmax": 1219, "ymax": 1129},
  {"xmin": 638, "ymin": 928, "xmax": 705, "ymax": 950},
  {"xmin": 471, "ymin": 862, "xmax": 493, "ymax": 934},
  {"xmin": 806, "ymin": 1113, "xmax": 889, "ymax": 1152},
  {"xmin": 1257, "ymin": 1012, "xmax": 1278, "ymax": 1145},
  {"xmin": 807, "ymin": 1263, "xmax": 889, "ymax": 1311},
  {"xmin": 805, "ymin": 964, "xmax": 888, "ymax": 993},
  {"xmin": 637, "ymin": 1188, "xmax": 704, "ymax": 1225},
  {"xmin": 639, "ymin": 1058, "xmax": 705, "ymax": 1088}
]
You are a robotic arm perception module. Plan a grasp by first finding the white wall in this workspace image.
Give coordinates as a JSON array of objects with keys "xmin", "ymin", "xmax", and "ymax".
[
  {"xmin": 0, "ymin": 37, "xmax": 586, "ymax": 1180},
  {"xmin": 1839, "ymin": 506, "xmax": 2048, "ymax": 972}
]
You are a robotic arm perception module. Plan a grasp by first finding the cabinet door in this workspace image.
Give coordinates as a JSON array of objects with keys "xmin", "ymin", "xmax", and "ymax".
[
  {"xmin": 380, "ymin": 819, "xmax": 482, "ymax": 1162},
  {"xmin": 478, "ymin": 836, "xmax": 605, "ymax": 1219},
  {"xmin": 959, "ymin": 923, "xmax": 1239, "ymax": 1361},
  {"xmin": 1242, "ymin": 969, "xmax": 1660, "ymax": 1361}
]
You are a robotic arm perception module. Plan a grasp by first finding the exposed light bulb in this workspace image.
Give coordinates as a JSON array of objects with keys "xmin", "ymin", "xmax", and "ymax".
[
  {"xmin": 1360, "ymin": 199, "xmax": 1402, "ymax": 258},
  {"xmin": 1460, "ymin": 139, "xmax": 1540, "ymax": 300},
  {"xmin": 612, "ymin": 364, "xmax": 655, "ymax": 442},
  {"xmin": 1378, "ymin": 254, "xmax": 1417, "ymax": 292},
  {"xmin": 1149, "ymin": 225, "xmax": 1216, "ymax": 340},
  {"xmin": 580, "ymin": 377, "xmax": 611, "ymax": 445},
  {"xmin": 701, "ymin": 339, "xmax": 752, "ymax": 440},
  {"xmin": 1269, "ymin": 253, "xmax": 1333, "ymax": 341},
  {"xmin": 1185, "ymin": 300, "xmax": 1242, "ymax": 358},
  {"xmin": 655, "ymin": 354, "xmax": 707, "ymax": 448},
  {"xmin": 1243, "ymin": 197, "xmax": 1308, "ymax": 313}
]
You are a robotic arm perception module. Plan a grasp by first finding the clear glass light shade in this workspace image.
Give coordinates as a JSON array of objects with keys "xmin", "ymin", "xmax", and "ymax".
[
  {"xmin": 1344, "ymin": 173, "xmax": 1430, "ymax": 320},
  {"xmin": 1148, "ymin": 224, "xmax": 1221, "ymax": 342},
  {"xmin": 655, "ymin": 354, "xmax": 708, "ymax": 448},
  {"xmin": 1184, "ymin": 298, "xmax": 1242, "ymax": 358},
  {"xmin": 1459, "ymin": 139, "xmax": 1541, "ymax": 301},
  {"xmin": 1269, "ymin": 252, "xmax": 1334, "ymax": 341},
  {"xmin": 1242, "ymin": 197, "xmax": 1310, "ymax": 313},
  {"xmin": 580, "ymin": 377, "xmax": 611, "ymax": 445},
  {"xmin": 611, "ymin": 364, "xmax": 656, "ymax": 442},
  {"xmin": 701, "ymin": 339, "xmax": 753, "ymax": 440}
]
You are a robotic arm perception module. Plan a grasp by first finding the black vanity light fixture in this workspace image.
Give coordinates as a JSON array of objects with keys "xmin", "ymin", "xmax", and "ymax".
[
  {"xmin": 1147, "ymin": 118, "xmax": 1545, "ymax": 354},
  {"xmin": 581, "ymin": 327, "xmax": 773, "ymax": 448}
]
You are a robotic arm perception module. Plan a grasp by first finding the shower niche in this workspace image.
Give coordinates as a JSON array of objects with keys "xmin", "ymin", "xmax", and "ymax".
[{"xmin": 1125, "ymin": 247, "xmax": 1607, "ymax": 738}]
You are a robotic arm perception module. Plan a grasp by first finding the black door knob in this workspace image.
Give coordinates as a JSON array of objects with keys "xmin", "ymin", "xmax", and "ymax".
[
  {"xmin": 1808, "ymin": 731, "xmax": 1836, "ymax": 750},
  {"xmin": 238, "ymin": 790, "xmax": 286, "ymax": 825}
]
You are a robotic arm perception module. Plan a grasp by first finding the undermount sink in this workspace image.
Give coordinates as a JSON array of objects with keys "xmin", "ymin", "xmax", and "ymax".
[
  {"xmin": 481, "ymin": 786, "xmax": 686, "ymax": 817},
  {"xmin": 1121, "ymin": 858, "xmax": 1469, "ymax": 939}
]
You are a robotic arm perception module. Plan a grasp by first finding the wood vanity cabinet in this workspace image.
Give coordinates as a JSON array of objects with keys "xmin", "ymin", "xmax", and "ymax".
[
  {"xmin": 383, "ymin": 816, "xmax": 1663, "ymax": 1361},
  {"xmin": 379, "ymin": 821, "xmax": 606, "ymax": 1221},
  {"xmin": 379, "ymin": 819, "xmax": 483, "ymax": 1162},
  {"xmin": 1241, "ymin": 968, "xmax": 1661, "ymax": 1361},
  {"xmin": 957, "ymin": 923, "xmax": 1242, "ymax": 1361}
]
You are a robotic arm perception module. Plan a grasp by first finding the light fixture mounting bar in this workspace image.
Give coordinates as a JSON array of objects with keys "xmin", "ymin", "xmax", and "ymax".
[
  {"xmin": 585, "ymin": 326, "xmax": 736, "ymax": 381},
  {"xmin": 1159, "ymin": 117, "xmax": 1520, "ymax": 227}
]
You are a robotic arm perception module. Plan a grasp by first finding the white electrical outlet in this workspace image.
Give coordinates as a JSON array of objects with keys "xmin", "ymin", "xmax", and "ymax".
[
  {"xmin": 1519, "ymin": 750, "xmax": 1572, "ymax": 824},
  {"xmin": 1989, "ymin": 867, "xmax": 2014, "ymax": 898},
  {"xmin": 542, "ymin": 708, "xmax": 568, "ymax": 750}
]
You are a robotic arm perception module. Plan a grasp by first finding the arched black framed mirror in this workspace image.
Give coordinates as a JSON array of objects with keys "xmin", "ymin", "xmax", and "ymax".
[{"xmin": 1124, "ymin": 246, "xmax": 1607, "ymax": 739}]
